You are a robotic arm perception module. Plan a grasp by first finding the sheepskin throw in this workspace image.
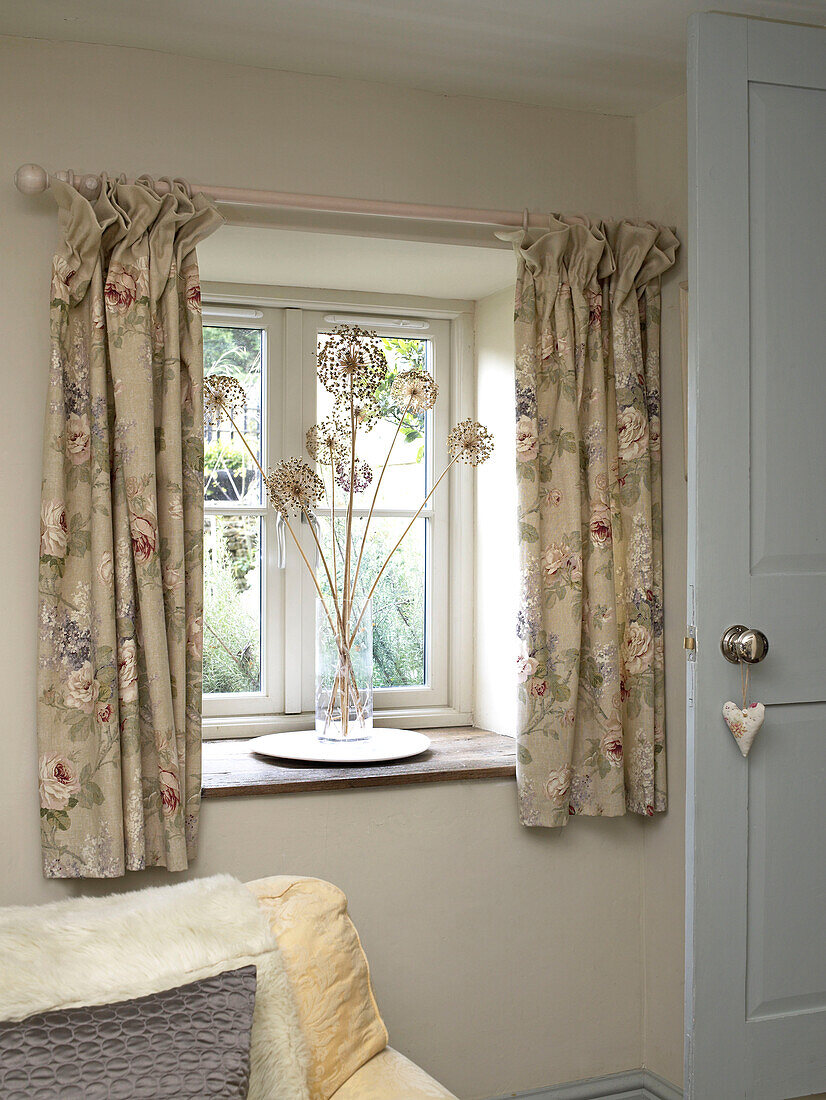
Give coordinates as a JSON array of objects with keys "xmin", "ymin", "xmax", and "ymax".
[{"xmin": 0, "ymin": 874, "xmax": 310, "ymax": 1100}]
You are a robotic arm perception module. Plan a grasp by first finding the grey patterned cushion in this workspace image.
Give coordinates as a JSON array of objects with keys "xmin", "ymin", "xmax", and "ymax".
[{"xmin": 0, "ymin": 964, "xmax": 257, "ymax": 1100}]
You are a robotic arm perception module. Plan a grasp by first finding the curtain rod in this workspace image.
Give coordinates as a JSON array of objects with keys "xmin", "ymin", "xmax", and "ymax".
[{"xmin": 14, "ymin": 163, "xmax": 549, "ymax": 230}]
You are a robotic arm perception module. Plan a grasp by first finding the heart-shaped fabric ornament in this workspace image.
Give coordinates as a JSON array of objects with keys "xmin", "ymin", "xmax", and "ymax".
[{"xmin": 722, "ymin": 700, "xmax": 765, "ymax": 757}]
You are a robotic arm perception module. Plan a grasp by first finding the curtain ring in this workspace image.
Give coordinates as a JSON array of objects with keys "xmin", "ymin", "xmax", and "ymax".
[
  {"xmin": 155, "ymin": 176, "xmax": 177, "ymax": 198},
  {"xmin": 79, "ymin": 174, "xmax": 101, "ymax": 200},
  {"xmin": 173, "ymin": 177, "xmax": 193, "ymax": 199},
  {"xmin": 522, "ymin": 207, "xmax": 529, "ymax": 233}
]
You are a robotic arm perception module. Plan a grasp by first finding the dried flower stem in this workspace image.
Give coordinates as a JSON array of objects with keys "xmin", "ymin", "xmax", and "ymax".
[
  {"xmin": 282, "ymin": 515, "xmax": 338, "ymax": 636},
  {"xmin": 219, "ymin": 404, "xmax": 262, "ymax": 481},
  {"xmin": 329, "ymin": 442, "xmax": 337, "ymax": 593},
  {"xmin": 348, "ymin": 454, "xmax": 459, "ymax": 646},
  {"xmin": 285, "ymin": 509, "xmax": 365, "ymax": 737},
  {"xmin": 218, "ymin": 402, "xmax": 341, "ymax": 638},
  {"xmin": 300, "ymin": 502, "xmax": 348, "ymax": 638},
  {"xmin": 324, "ymin": 646, "xmax": 366, "ymax": 728},
  {"xmin": 343, "ymin": 384, "xmax": 357, "ymax": 613},
  {"xmin": 349, "ymin": 394, "xmax": 413, "ymax": 602},
  {"xmin": 339, "ymin": 389, "xmax": 358, "ymax": 736}
]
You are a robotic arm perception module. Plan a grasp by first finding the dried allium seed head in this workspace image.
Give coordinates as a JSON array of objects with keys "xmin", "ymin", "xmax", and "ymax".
[
  {"xmin": 447, "ymin": 419, "xmax": 495, "ymax": 466},
  {"xmin": 335, "ymin": 458, "xmax": 373, "ymax": 494},
  {"xmin": 317, "ymin": 325, "xmax": 388, "ymax": 400},
  {"xmin": 204, "ymin": 375, "xmax": 247, "ymax": 426},
  {"xmin": 306, "ymin": 418, "xmax": 348, "ymax": 465},
  {"xmin": 333, "ymin": 394, "xmax": 380, "ymax": 433},
  {"xmin": 265, "ymin": 458, "xmax": 325, "ymax": 516},
  {"xmin": 391, "ymin": 369, "xmax": 439, "ymax": 412}
]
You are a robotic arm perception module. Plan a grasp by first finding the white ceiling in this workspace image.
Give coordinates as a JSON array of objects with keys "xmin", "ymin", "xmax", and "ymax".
[
  {"xmin": 2, "ymin": 0, "xmax": 825, "ymax": 115},
  {"xmin": 198, "ymin": 225, "xmax": 516, "ymax": 302}
]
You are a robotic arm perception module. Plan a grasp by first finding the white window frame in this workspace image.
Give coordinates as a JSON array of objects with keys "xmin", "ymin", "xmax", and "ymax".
[
  {"xmin": 202, "ymin": 309, "xmax": 284, "ymax": 719},
  {"xmin": 202, "ymin": 286, "xmax": 474, "ymax": 739}
]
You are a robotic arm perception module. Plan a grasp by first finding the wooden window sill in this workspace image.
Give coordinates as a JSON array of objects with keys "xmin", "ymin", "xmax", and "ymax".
[{"xmin": 201, "ymin": 726, "xmax": 515, "ymax": 798}]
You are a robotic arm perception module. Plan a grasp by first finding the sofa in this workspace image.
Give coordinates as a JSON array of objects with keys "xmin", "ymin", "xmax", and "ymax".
[
  {"xmin": 0, "ymin": 874, "xmax": 456, "ymax": 1099},
  {"xmin": 249, "ymin": 874, "xmax": 457, "ymax": 1099}
]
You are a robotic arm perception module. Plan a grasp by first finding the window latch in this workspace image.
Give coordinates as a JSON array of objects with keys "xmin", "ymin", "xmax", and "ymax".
[{"xmin": 274, "ymin": 511, "xmax": 286, "ymax": 569}]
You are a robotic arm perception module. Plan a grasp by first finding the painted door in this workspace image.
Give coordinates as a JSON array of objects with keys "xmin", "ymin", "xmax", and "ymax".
[{"xmin": 686, "ymin": 13, "xmax": 826, "ymax": 1100}]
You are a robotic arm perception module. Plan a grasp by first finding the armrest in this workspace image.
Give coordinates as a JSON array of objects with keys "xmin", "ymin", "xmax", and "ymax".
[
  {"xmin": 330, "ymin": 1047, "xmax": 458, "ymax": 1100},
  {"xmin": 247, "ymin": 876, "xmax": 388, "ymax": 1100}
]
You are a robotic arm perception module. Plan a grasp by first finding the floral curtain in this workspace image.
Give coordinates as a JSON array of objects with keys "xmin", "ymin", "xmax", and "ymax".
[
  {"xmin": 37, "ymin": 178, "xmax": 223, "ymax": 876},
  {"xmin": 511, "ymin": 217, "xmax": 679, "ymax": 827}
]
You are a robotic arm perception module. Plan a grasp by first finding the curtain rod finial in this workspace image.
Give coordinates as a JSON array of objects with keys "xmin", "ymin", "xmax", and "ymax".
[{"xmin": 15, "ymin": 163, "xmax": 49, "ymax": 195}]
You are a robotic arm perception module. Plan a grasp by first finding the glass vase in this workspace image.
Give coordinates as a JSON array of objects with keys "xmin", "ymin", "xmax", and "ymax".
[{"xmin": 315, "ymin": 597, "xmax": 373, "ymax": 741}]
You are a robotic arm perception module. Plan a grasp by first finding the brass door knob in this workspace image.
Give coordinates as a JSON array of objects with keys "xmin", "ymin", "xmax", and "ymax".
[{"xmin": 721, "ymin": 625, "xmax": 770, "ymax": 664}]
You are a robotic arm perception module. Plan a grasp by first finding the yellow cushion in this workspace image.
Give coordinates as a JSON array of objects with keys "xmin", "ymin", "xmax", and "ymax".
[
  {"xmin": 330, "ymin": 1047, "xmax": 458, "ymax": 1099},
  {"xmin": 247, "ymin": 875, "xmax": 388, "ymax": 1100}
]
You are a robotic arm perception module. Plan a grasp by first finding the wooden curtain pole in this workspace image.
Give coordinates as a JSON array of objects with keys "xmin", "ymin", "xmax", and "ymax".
[{"xmin": 14, "ymin": 163, "xmax": 548, "ymax": 229}]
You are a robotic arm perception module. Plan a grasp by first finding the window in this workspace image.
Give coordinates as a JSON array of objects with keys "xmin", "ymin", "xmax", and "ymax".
[{"xmin": 202, "ymin": 302, "xmax": 469, "ymax": 735}]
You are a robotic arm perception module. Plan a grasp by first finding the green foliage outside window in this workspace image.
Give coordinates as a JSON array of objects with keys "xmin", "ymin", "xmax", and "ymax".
[
  {"xmin": 203, "ymin": 326, "xmax": 262, "ymax": 382},
  {"xmin": 203, "ymin": 519, "xmax": 261, "ymax": 694},
  {"xmin": 204, "ymin": 440, "xmax": 256, "ymax": 503},
  {"xmin": 373, "ymin": 337, "xmax": 427, "ymax": 453}
]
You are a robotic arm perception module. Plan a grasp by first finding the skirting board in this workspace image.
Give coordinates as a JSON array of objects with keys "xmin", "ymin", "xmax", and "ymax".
[{"xmin": 487, "ymin": 1068, "xmax": 683, "ymax": 1100}]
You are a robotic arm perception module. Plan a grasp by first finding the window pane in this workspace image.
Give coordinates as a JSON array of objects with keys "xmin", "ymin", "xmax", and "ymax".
[
  {"xmin": 204, "ymin": 327, "xmax": 263, "ymax": 505},
  {"xmin": 203, "ymin": 515, "xmax": 262, "ymax": 694},
  {"xmin": 318, "ymin": 515, "xmax": 426, "ymax": 689},
  {"xmin": 316, "ymin": 336, "xmax": 429, "ymax": 510}
]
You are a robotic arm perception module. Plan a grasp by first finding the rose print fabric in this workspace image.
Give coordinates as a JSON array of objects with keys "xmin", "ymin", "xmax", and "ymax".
[
  {"xmin": 37, "ymin": 178, "xmax": 223, "ymax": 876},
  {"xmin": 509, "ymin": 218, "xmax": 679, "ymax": 826}
]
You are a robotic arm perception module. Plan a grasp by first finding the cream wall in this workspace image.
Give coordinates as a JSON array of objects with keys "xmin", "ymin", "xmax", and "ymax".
[
  {"xmin": 0, "ymin": 33, "xmax": 682, "ymax": 1099},
  {"xmin": 472, "ymin": 96, "xmax": 690, "ymax": 1091}
]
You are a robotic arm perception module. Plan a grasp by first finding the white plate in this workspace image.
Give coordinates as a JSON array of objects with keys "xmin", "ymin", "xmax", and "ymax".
[{"xmin": 249, "ymin": 727, "xmax": 431, "ymax": 765}]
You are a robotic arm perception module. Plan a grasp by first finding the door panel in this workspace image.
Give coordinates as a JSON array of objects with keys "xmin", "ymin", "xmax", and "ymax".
[
  {"xmin": 688, "ymin": 14, "xmax": 826, "ymax": 1099},
  {"xmin": 746, "ymin": 704, "xmax": 826, "ymax": 1019},
  {"xmin": 749, "ymin": 84, "xmax": 826, "ymax": 578}
]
